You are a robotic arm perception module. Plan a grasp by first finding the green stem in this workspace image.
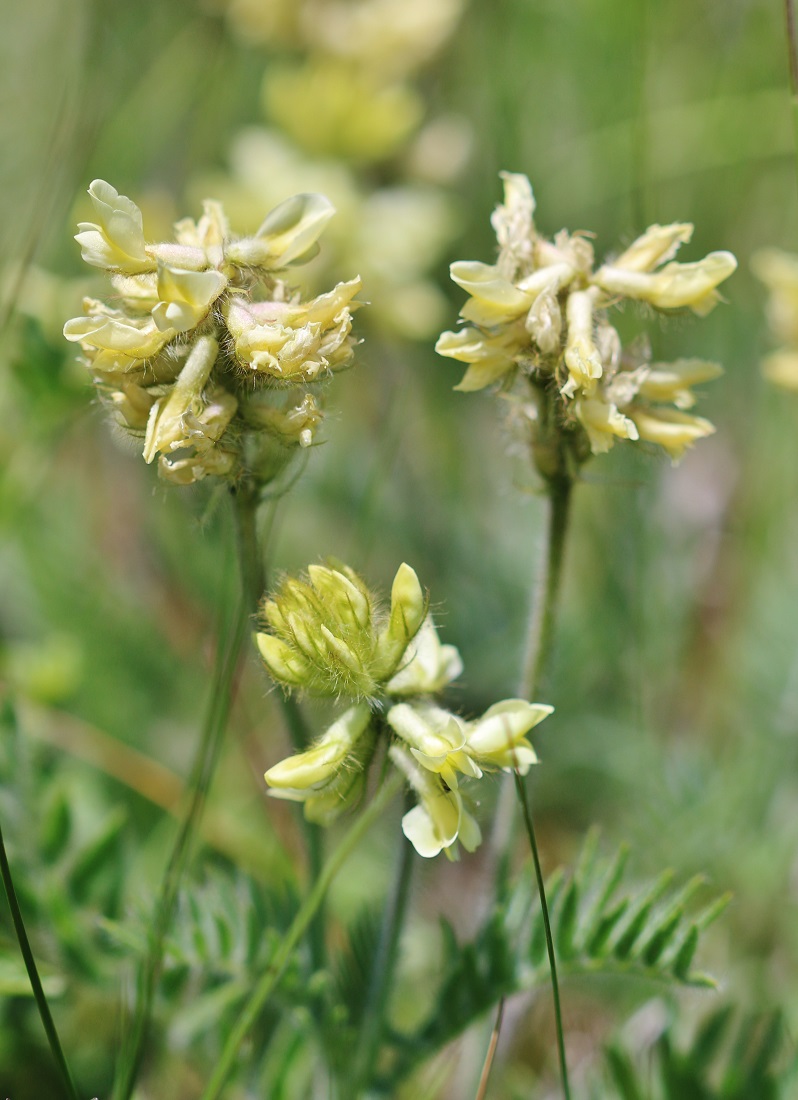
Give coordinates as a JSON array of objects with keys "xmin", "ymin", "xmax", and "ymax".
[
  {"xmin": 201, "ymin": 772, "xmax": 404, "ymax": 1100},
  {"xmin": 513, "ymin": 771, "xmax": 570, "ymax": 1100},
  {"xmin": 0, "ymin": 819, "xmax": 79, "ymax": 1100},
  {"xmin": 113, "ymin": 486, "xmax": 262, "ymax": 1100},
  {"xmin": 351, "ymin": 793, "xmax": 415, "ymax": 1095},
  {"xmin": 277, "ymin": 689, "xmax": 326, "ymax": 971},
  {"xmin": 515, "ymin": 474, "xmax": 573, "ymax": 1100},
  {"xmin": 488, "ymin": 470, "xmax": 573, "ymax": 1099},
  {"xmin": 518, "ymin": 474, "xmax": 572, "ymax": 701}
]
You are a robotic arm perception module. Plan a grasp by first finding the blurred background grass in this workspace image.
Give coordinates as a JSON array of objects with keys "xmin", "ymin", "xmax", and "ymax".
[{"xmin": 1, "ymin": 0, "xmax": 798, "ymax": 1096}]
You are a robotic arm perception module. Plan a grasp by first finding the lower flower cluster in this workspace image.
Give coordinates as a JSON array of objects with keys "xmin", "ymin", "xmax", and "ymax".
[{"xmin": 258, "ymin": 562, "xmax": 552, "ymax": 858}]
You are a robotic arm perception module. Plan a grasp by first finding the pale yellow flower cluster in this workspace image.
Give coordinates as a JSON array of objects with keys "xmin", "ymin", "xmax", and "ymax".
[
  {"xmin": 63, "ymin": 180, "xmax": 360, "ymax": 485},
  {"xmin": 752, "ymin": 248, "xmax": 798, "ymax": 390},
  {"xmin": 223, "ymin": 0, "xmax": 464, "ymax": 85},
  {"xmin": 221, "ymin": 0, "xmax": 464, "ymax": 165},
  {"xmin": 258, "ymin": 562, "xmax": 552, "ymax": 858},
  {"xmin": 436, "ymin": 174, "xmax": 736, "ymax": 463},
  {"xmin": 198, "ymin": 0, "xmax": 467, "ymax": 339}
]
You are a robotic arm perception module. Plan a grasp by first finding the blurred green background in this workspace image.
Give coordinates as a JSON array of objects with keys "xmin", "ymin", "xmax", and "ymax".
[{"xmin": 1, "ymin": 0, "xmax": 797, "ymax": 1096}]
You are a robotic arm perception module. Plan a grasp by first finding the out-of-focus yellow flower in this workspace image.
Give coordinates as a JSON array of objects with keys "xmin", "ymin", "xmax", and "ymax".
[
  {"xmin": 64, "ymin": 180, "xmax": 360, "ymax": 486},
  {"xmin": 753, "ymin": 248, "xmax": 798, "ymax": 390},
  {"xmin": 437, "ymin": 172, "xmax": 733, "ymax": 468},
  {"xmin": 221, "ymin": 0, "xmax": 464, "ymax": 83},
  {"xmin": 300, "ymin": 0, "xmax": 464, "ymax": 80},
  {"xmin": 264, "ymin": 59, "xmax": 423, "ymax": 164}
]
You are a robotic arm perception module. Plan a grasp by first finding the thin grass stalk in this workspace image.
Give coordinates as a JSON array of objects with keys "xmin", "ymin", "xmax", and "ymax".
[
  {"xmin": 201, "ymin": 771, "xmax": 404, "ymax": 1100},
  {"xmin": 0, "ymin": 818, "xmax": 80, "ymax": 1100},
  {"xmin": 474, "ymin": 996, "xmax": 504, "ymax": 1100},
  {"xmin": 351, "ymin": 790, "xmax": 415, "ymax": 1094},
  {"xmin": 112, "ymin": 484, "xmax": 262, "ymax": 1100}
]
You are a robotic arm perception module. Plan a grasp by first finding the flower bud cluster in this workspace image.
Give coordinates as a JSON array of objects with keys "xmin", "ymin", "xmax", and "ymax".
[
  {"xmin": 259, "ymin": 561, "xmax": 553, "ymax": 859},
  {"xmin": 436, "ymin": 173, "xmax": 736, "ymax": 465},
  {"xmin": 752, "ymin": 248, "xmax": 798, "ymax": 391},
  {"xmin": 63, "ymin": 180, "xmax": 361, "ymax": 485}
]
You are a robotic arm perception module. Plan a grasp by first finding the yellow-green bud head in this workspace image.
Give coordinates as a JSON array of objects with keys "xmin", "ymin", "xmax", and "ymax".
[{"xmin": 256, "ymin": 562, "xmax": 426, "ymax": 698}]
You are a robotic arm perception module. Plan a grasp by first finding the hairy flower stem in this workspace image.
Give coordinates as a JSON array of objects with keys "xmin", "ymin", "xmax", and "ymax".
[
  {"xmin": 277, "ymin": 693, "xmax": 326, "ymax": 970},
  {"xmin": 0, "ymin": 819, "xmax": 79, "ymax": 1100},
  {"xmin": 519, "ymin": 475, "xmax": 573, "ymax": 701},
  {"xmin": 113, "ymin": 484, "xmax": 263, "ymax": 1100},
  {"xmin": 201, "ymin": 772, "xmax": 404, "ymax": 1100},
  {"xmin": 351, "ymin": 792, "xmax": 415, "ymax": 1094}
]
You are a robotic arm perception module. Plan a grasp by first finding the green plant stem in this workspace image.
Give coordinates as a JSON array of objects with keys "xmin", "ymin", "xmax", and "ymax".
[
  {"xmin": 513, "ymin": 771, "xmax": 571, "ymax": 1100},
  {"xmin": 351, "ymin": 793, "xmax": 415, "ymax": 1095},
  {"xmin": 278, "ymin": 693, "xmax": 326, "ymax": 970},
  {"xmin": 518, "ymin": 474, "xmax": 572, "ymax": 701},
  {"xmin": 113, "ymin": 485, "xmax": 262, "ymax": 1100},
  {"xmin": 488, "ymin": 471, "xmax": 573, "ymax": 1099},
  {"xmin": 201, "ymin": 771, "xmax": 404, "ymax": 1100},
  {"xmin": 516, "ymin": 473, "xmax": 573, "ymax": 1100},
  {"xmin": 0, "ymin": 819, "xmax": 79, "ymax": 1100}
]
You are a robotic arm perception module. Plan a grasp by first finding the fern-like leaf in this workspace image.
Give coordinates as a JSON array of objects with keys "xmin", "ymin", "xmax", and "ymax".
[
  {"xmin": 598, "ymin": 1005, "xmax": 797, "ymax": 1100},
  {"xmin": 527, "ymin": 832, "xmax": 731, "ymax": 989}
]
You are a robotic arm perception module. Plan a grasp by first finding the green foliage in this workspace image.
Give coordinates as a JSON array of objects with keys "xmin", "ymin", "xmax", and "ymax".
[
  {"xmin": 102, "ymin": 861, "xmax": 301, "ymax": 1054},
  {"xmin": 595, "ymin": 1005, "xmax": 798, "ymax": 1100},
  {"xmin": 378, "ymin": 831, "xmax": 727, "ymax": 1090},
  {"xmin": 0, "ymin": 700, "xmax": 128, "ymax": 979},
  {"xmin": 529, "ymin": 829, "xmax": 730, "ymax": 988}
]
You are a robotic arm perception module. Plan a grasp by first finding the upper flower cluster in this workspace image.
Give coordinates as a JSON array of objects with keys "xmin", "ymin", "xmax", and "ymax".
[
  {"xmin": 63, "ymin": 180, "xmax": 361, "ymax": 485},
  {"xmin": 258, "ymin": 561, "xmax": 553, "ymax": 858},
  {"xmin": 752, "ymin": 248, "xmax": 798, "ymax": 391},
  {"xmin": 436, "ymin": 173, "xmax": 736, "ymax": 464}
]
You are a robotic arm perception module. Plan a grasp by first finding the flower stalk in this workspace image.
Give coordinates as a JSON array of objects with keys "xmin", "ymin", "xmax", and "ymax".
[
  {"xmin": 201, "ymin": 771, "xmax": 404, "ymax": 1100},
  {"xmin": 351, "ymin": 788, "xmax": 416, "ymax": 1094},
  {"xmin": 112, "ymin": 485, "xmax": 263, "ymax": 1100}
]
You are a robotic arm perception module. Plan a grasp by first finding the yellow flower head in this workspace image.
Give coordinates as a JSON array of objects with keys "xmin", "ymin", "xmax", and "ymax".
[
  {"xmin": 64, "ymin": 180, "xmax": 361, "ymax": 485},
  {"xmin": 437, "ymin": 172, "xmax": 734, "ymax": 469}
]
